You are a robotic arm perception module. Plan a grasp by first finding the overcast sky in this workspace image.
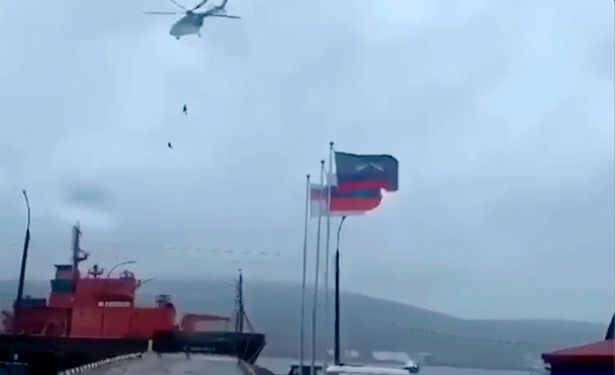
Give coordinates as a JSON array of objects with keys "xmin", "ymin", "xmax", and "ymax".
[{"xmin": 0, "ymin": 0, "xmax": 613, "ymax": 323}]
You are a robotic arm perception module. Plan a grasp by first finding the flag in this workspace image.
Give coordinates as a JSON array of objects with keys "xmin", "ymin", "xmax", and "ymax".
[
  {"xmin": 310, "ymin": 184, "xmax": 382, "ymax": 217},
  {"xmin": 334, "ymin": 152, "xmax": 398, "ymax": 192}
]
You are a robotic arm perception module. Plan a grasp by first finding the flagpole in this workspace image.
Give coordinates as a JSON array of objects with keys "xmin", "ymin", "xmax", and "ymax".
[
  {"xmin": 310, "ymin": 160, "xmax": 325, "ymax": 375},
  {"xmin": 300, "ymin": 174, "xmax": 310, "ymax": 372},
  {"xmin": 323, "ymin": 141, "xmax": 334, "ymax": 368},
  {"xmin": 334, "ymin": 215, "xmax": 347, "ymax": 365}
]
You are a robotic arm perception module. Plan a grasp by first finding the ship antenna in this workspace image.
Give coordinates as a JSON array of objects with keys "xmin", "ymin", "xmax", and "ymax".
[{"xmin": 15, "ymin": 189, "xmax": 31, "ymax": 308}]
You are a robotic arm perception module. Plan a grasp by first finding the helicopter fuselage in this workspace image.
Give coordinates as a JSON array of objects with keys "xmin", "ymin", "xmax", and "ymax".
[{"xmin": 170, "ymin": 13, "xmax": 204, "ymax": 39}]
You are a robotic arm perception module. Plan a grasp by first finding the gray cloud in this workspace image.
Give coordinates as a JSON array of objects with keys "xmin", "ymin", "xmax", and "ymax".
[
  {"xmin": 65, "ymin": 183, "xmax": 113, "ymax": 209},
  {"xmin": 0, "ymin": 0, "xmax": 612, "ymax": 322}
]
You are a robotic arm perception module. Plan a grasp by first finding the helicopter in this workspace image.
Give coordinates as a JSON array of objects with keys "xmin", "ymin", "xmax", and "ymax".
[{"xmin": 144, "ymin": 0, "xmax": 240, "ymax": 40}]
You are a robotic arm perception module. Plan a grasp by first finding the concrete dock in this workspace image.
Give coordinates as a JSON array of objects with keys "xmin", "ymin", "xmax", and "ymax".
[{"xmin": 83, "ymin": 354, "xmax": 249, "ymax": 375}]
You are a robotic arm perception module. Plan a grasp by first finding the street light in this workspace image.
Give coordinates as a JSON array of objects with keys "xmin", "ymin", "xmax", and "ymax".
[
  {"xmin": 334, "ymin": 215, "xmax": 347, "ymax": 365},
  {"xmin": 15, "ymin": 190, "xmax": 31, "ymax": 307},
  {"xmin": 106, "ymin": 260, "xmax": 136, "ymax": 278}
]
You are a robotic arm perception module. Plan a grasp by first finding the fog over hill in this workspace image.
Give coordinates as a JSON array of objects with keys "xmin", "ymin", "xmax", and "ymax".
[{"xmin": 0, "ymin": 279, "xmax": 608, "ymax": 370}]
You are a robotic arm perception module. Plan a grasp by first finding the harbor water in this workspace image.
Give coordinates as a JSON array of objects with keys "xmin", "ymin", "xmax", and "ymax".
[{"xmin": 257, "ymin": 357, "xmax": 533, "ymax": 375}]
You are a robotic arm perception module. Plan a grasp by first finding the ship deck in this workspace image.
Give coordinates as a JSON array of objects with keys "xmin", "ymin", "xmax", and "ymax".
[{"xmin": 83, "ymin": 354, "xmax": 249, "ymax": 375}]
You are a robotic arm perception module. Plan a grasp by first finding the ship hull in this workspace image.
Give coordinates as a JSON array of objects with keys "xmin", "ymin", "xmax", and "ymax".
[
  {"xmin": 152, "ymin": 331, "xmax": 266, "ymax": 364},
  {"xmin": 0, "ymin": 334, "xmax": 148, "ymax": 374}
]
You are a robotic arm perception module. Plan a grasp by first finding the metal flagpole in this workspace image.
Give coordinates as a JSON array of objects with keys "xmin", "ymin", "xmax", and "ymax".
[
  {"xmin": 323, "ymin": 141, "xmax": 334, "ymax": 368},
  {"xmin": 300, "ymin": 174, "xmax": 311, "ymax": 371},
  {"xmin": 310, "ymin": 160, "xmax": 325, "ymax": 375}
]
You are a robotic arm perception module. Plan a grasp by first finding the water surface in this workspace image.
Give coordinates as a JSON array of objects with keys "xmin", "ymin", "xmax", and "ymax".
[{"xmin": 258, "ymin": 357, "xmax": 537, "ymax": 375}]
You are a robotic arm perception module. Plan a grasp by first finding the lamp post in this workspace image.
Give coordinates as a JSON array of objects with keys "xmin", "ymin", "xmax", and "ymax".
[
  {"xmin": 137, "ymin": 277, "xmax": 156, "ymax": 288},
  {"xmin": 334, "ymin": 216, "xmax": 347, "ymax": 365},
  {"xmin": 106, "ymin": 260, "xmax": 136, "ymax": 278},
  {"xmin": 15, "ymin": 190, "xmax": 31, "ymax": 308}
]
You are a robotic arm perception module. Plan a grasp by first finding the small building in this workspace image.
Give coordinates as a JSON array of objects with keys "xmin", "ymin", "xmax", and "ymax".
[{"xmin": 541, "ymin": 314, "xmax": 614, "ymax": 375}]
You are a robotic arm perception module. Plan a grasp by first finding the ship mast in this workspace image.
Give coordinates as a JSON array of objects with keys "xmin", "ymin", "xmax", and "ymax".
[
  {"xmin": 71, "ymin": 224, "xmax": 79, "ymax": 285},
  {"xmin": 70, "ymin": 223, "xmax": 89, "ymax": 293},
  {"xmin": 65, "ymin": 223, "xmax": 87, "ymax": 336}
]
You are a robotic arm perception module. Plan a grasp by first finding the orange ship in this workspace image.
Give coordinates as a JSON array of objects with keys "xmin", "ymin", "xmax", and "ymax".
[{"xmin": 0, "ymin": 224, "xmax": 265, "ymax": 373}]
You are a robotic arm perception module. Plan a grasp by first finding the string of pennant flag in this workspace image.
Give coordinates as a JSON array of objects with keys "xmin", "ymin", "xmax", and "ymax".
[{"xmin": 0, "ymin": 241, "xmax": 286, "ymax": 258}]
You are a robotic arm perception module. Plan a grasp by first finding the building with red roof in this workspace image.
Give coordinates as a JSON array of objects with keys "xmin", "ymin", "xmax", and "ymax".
[{"xmin": 541, "ymin": 314, "xmax": 614, "ymax": 375}]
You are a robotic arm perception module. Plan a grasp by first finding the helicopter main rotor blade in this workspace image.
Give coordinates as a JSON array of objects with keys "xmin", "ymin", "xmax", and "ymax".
[
  {"xmin": 191, "ymin": 0, "xmax": 210, "ymax": 11},
  {"xmin": 207, "ymin": 14, "xmax": 240, "ymax": 19},
  {"xmin": 143, "ymin": 11, "xmax": 182, "ymax": 15},
  {"xmin": 168, "ymin": 0, "xmax": 187, "ymax": 10}
]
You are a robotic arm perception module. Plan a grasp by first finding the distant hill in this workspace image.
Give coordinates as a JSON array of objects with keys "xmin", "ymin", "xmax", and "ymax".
[{"xmin": 0, "ymin": 279, "xmax": 609, "ymax": 370}]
